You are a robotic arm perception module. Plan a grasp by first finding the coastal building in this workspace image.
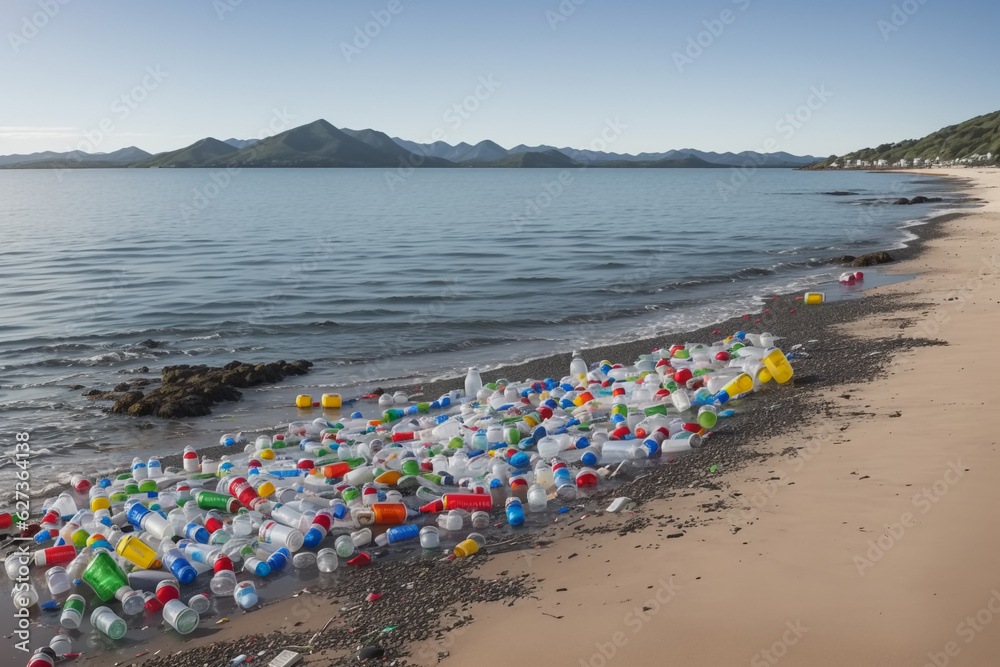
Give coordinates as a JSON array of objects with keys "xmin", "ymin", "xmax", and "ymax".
[{"xmin": 875, "ymin": 159, "xmax": 888, "ymax": 167}]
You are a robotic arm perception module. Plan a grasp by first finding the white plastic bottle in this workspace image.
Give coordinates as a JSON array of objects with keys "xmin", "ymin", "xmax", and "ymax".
[{"xmin": 464, "ymin": 367, "xmax": 483, "ymax": 399}]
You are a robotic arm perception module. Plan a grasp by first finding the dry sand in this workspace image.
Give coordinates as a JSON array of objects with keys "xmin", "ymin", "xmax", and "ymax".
[{"xmin": 402, "ymin": 169, "xmax": 1000, "ymax": 667}]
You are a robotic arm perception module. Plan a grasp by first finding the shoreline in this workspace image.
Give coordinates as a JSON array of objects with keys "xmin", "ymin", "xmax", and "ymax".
[{"xmin": 2, "ymin": 170, "xmax": 990, "ymax": 666}]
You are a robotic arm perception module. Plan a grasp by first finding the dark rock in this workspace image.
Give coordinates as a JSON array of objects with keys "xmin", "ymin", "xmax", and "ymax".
[
  {"xmin": 114, "ymin": 382, "xmax": 130, "ymax": 392},
  {"xmin": 357, "ymin": 645, "xmax": 385, "ymax": 660},
  {"xmin": 893, "ymin": 197, "xmax": 910, "ymax": 205},
  {"xmin": 84, "ymin": 389, "xmax": 103, "ymax": 397},
  {"xmin": 109, "ymin": 359, "xmax": 313, "ymax": 418},
  {"xmin": 851, "ymin": 251, "xmax": 893, "ymax": 267},
  {"xmin": 827, "ymin": 255, "xmax": 857, "ymax": 265},
  {"xmin": 139, "ymin": 338, "xmax": 162, "ymax": 349},
  {"xmin": 69, "ymin": 384, "xmax": 84, "ymax": 391},
  {"xmin": 111, "ymin": 391, "xmax": 144, "ymax": 412}
]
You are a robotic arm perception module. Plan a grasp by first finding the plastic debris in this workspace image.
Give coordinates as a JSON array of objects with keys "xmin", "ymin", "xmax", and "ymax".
[{"xmin": 4, "ymin": 328, "xmax": 800, "ymax": 657}]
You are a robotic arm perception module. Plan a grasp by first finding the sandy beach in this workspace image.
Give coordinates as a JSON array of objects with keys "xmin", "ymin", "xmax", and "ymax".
[
  {"xmin": 7, "ymin": 169, "xmax": 995, "ymax": 667},
  {"xmin": 410, "ymin": 168, "xmax": 1000, "ymax": 666}
]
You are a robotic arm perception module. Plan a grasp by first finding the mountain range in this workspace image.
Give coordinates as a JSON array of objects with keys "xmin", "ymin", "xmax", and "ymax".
[{"xmin": 0, "ymin": 119, "xmax": 821, "ymax": 170}]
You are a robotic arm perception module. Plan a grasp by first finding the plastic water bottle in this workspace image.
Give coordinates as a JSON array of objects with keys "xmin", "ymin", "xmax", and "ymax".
[
  {"xmin": 161, "ymin": 548, "xmax": 197, "ymax": 584},
  {"xmin": 570, "ymin": 351, "xmax": 588, "ymax": 383},
  {"xmin": 505, "ymin": 497, "xmax": 525, "ymax": 526},
  {"xmin": 465, "ymin": 367, "xmax": 483, "ymax": 399},
  {"xmin": 380, "ymin": 523, "xmax": 420, "ymax": 545},
  {"xmin": 233, "ymin": 581, "xmax": 258, "ymax": 609},
  {"xmin": 266, "ymin": 547, "xmax": 290, "ymax": 572},
  {"xmin": 316, "ymin": 548, "xmax": 339, "ymax": 573}
]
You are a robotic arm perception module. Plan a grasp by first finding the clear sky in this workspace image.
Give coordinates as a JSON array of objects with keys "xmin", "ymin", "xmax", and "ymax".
[{"xmin": 1, "ymin": 0, "xmax": 997, "ymax": 157}]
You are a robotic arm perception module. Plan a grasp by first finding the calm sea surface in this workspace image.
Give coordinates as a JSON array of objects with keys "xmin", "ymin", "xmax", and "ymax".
[{"xmin": 0, "ymin": 167, "xmax": 961, "ymax": 498}]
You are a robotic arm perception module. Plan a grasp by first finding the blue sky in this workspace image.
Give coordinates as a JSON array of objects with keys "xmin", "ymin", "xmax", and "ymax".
[{"xmin": 1, "ymin": 0, "xmax": 997, "ymax": 157}]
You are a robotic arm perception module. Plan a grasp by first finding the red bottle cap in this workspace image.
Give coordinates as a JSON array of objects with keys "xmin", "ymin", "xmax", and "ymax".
[{"xmin": 214, "ymin": 554, "xmax": 234, "ymax": 573}]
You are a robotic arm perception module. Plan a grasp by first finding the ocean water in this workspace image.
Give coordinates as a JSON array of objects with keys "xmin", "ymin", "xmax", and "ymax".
[{"xmin": 0, "ymin": 167, "xmax": 961, "ymax": 499}]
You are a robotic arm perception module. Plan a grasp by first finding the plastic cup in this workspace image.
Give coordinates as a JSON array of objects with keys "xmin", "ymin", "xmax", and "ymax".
[
  {"xmin": 163, "ymin": 599, "xmax": 200, "ymax": 635},
  {"xmin": 90, "ymin": 606, "xmax": 127, "ymax": 640},
  {"xmin": 293, "ymin": 552, "xmax": 317, "ymax": 569},
  {"xmin": 335, "ymin": 535, "xmax": 356, "ymax": 558},
  {"xmin": 45, "ymin": 565, "xmax": 71, "ymax": 595},
  {"xmin": 117, "ymin": 587, "xmax": 145, "ymax": 616},
  {"xmin": 12, "ymin": 583, "xmax": 39, "ymax": 608},
  {"xmin": 233, "ymin": 581, "xmax": 258, "ymax": 609},
  {"xmin": 49, "ymin": 634, "xmax": 72, "ymax": 655},
  {"xmin": 188, "ymin": 593, "xmax": 211, "ymax": 614},
  {"xmin": 419, "ymin": 526, "xmax": 440, "ymax": 549},
  {"xmin": 28, "ymin": 648, "xmax": 56, "ymax": 667},
  {"xmin": 210, "ymin": 569, "xmax": 237, "ymax": 595},
  {"xmin": 317, "ymin": 548, "xmax": 339, "ymax": 573},
  {"xmin": 5, "ymin": 552, "xmax": 25, "ymax": 579}
]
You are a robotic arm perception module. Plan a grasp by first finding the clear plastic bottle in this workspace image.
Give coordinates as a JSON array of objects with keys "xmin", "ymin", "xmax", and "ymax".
[
  {"xmin": 526, "ymin": 484, "xmax": 548, "ymax": 512},
  {"xmin": 316, "ymin": 548, "xmax": 339, "ymax": 573},
  {"xmin": 334, "ymin": 535, "xmax": 356, "ymax": 558}
]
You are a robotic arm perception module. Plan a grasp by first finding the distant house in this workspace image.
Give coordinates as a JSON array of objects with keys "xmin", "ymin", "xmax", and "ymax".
[
  {"xmin": 912, "ymin": 158, "xmax": 923, "ymax": 166},
  {"xmin": 897, "ymin": 159, "xmax": 911, "ymax": 167},
  {"xmin": 875, "ymin": 159, "xmax": 888, "ymax": 167}
]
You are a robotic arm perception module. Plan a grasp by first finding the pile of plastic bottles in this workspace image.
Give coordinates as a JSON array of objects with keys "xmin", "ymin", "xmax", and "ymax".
[{"xmin": 6, "ymin": 330, "xmax": 796, "ymax": 664}]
